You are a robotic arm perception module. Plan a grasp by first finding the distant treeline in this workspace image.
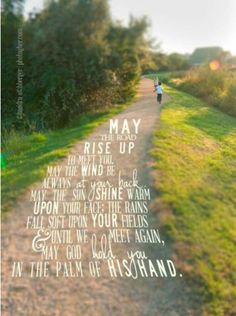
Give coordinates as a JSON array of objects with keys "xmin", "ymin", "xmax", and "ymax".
[
  {"xmin": 2, "ymin": 0, "xmax": 152, "ymax": 131},
  {"xmin": 145, "ymin": 47, "xmax": 236, "ymax": 74},
  {"xmin": 189, "ymin": 46, "xmax": 236, "ymax": 65}
]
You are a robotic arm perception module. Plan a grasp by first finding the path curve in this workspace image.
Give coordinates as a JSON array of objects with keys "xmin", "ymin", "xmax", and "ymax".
[{"xmin": 2, "ymin": 79, "xmax": 190, "ymax": 316}]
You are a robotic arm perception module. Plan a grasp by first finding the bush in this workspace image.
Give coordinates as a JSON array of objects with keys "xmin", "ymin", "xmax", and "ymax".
[{"xmin": 170, "ymin": 67, "xmax": 236, "ymax": 117}]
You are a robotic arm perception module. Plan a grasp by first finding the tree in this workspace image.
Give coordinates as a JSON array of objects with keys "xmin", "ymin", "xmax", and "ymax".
[
  {"xmin": 2, "ymin": 0, "xmax": 152, "ymax": 130},
  {"xmin": 107, "ymin": 16, "xmax": 151, "ymax": 101},
  {"xmin": 152, "ymin": 52, "xmax": 169, "ymax": 72},
  {"xmin": 23, "ymin": 0, "xmax": 113, "ymax": 128},
  {"xmin": 189, "ymin": 47, "xmax": 224, "ymax": 64},
  {"xmin": 167, "ymin": 53, "xmax": 190, "ymax": 71}
]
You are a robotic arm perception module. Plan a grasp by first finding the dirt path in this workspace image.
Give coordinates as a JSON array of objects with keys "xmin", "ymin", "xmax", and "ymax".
[{"xmin": 2, "ymin": 79, "xmax": 191, "ymax": 316}]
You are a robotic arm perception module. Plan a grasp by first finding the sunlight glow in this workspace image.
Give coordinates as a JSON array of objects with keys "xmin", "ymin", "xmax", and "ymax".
[{"xmin": 209, "ymin": 60, "xmax": 221, "ymax": 71}]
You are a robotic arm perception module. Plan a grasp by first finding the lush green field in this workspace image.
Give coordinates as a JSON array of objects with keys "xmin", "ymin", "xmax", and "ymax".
[
  {"xmin": 1, "ymin": 102, "xmax": 131, "ymax": 213},
  {"xmin": 151, "ymin": 85, "xmax": 236, "ymax": 315}
]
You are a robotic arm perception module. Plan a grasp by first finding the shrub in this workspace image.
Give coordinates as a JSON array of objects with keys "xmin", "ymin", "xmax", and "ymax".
[{"xmin": 171, "ymin": 67, "xmax": 236, "ymax": 117}]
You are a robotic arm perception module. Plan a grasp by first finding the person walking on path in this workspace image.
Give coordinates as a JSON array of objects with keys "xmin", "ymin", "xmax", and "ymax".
[{"xmin": 154, "ymin": 81, "xmax": 163, "ymax": 105}]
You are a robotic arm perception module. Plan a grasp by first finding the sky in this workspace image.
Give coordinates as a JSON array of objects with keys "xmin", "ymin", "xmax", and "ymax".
[{"xmin": 24, "ymin": 0, "xmax": 236, "ymax": 55}]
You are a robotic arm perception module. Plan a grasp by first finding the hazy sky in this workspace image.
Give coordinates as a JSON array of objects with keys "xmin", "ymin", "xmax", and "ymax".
[{"xmin": 24, "ymin": 0, "xmax": 236, "ymax": 55}]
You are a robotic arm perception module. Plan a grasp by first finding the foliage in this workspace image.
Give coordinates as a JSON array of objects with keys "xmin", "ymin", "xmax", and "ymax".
[
  {"xmin": 165, "ymin": 53, "xmax": 190, "ymax": 71},
  {"xmin": 143, "ymin": 52, "xmax": 190, "ymax": 74},
  {"xmin": 146, "ymin": 46, "xmax": 234, "ymax": 74},
  {"xmin": 2, "ymin": 0, "xmax": 151, "ymax": 131},
  {"xmin": 189, "ymin": 47, "xmax": 230, "ymax": 65},
  {"xmin": 152, "ymin": 84, "xmax": 236, "ymax": 316},
  {"xmin": 169, "ymin": 67, "xmax": 236, "ymax": 117},
  {"xmin": 107, "ymin": 16, "xmax": 154, "ymax": 102}
]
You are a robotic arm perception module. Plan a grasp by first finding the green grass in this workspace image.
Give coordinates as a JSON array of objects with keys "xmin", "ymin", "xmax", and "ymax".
[
  {"xmin": 1, "ymin": 101, "xmax": 132, "ymax": 213},
  {"xmin": 151, "ymin": 85, "xmax": 236, "ymax": 315},
  {"xmin": 146, "ymin": 71, "xmax": 186, "ymax": 84},
  {"xmin": 146, "ymin": 72, "xmax": 171, "ymax": 83}
]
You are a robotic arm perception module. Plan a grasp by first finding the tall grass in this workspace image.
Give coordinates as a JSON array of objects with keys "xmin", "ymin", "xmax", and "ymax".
[{"xmin": 170, "ymin": 67, "xmax": 236, "ymax": 117}]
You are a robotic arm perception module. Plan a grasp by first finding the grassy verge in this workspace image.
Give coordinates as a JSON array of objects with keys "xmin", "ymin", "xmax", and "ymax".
[
  {"xmin": 145, "ymin": 71, "xmax": 186, "ymax": 84},
  {"xmin": 151, "ymin": 85, "xmax": 236, "ymax": 315},
  {"xmin": 1, "ymin": 101, "xmax": 132, "ymax": 213}
]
